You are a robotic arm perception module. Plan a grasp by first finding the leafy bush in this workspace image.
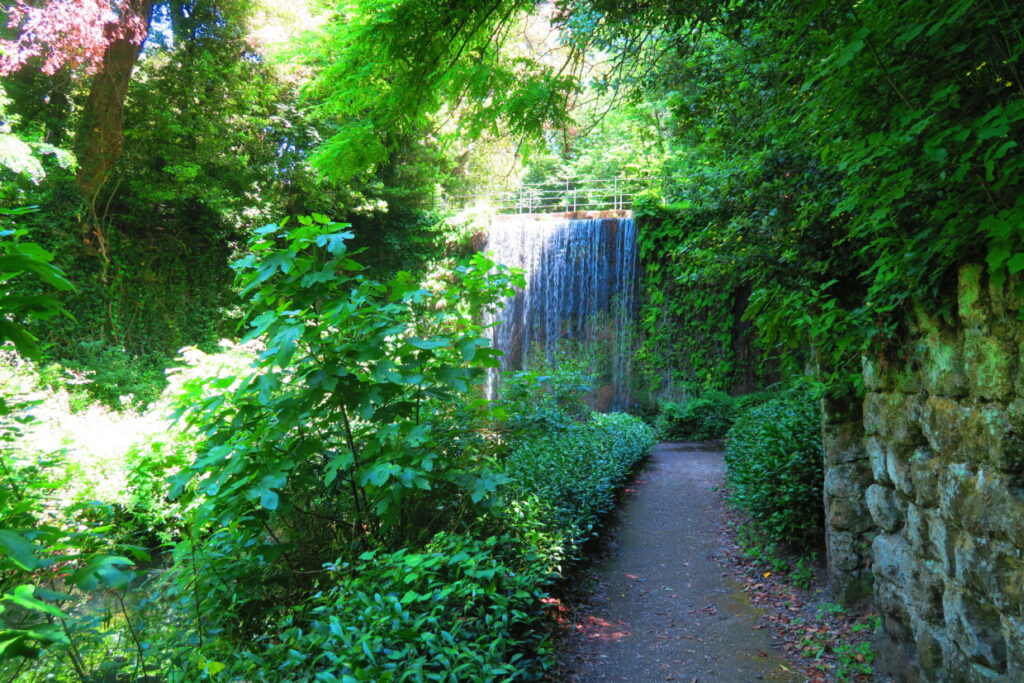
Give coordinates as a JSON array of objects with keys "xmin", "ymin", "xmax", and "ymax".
[
  {"xmin": 497, "ymin": 358, "xmax": 593, "ymax": 438},
  {"xmin": 225, "ymin": 533, "xmax": 551, "ymax": 682},
  {"xmin": 45, "ymin": 342, "xmax": 168, "ymax": 410},
  {"xmin": 724, "ymin": 387, "xmax": 824, "ymax": 550},
  {"xmin": 120, "ymin": 432, "xmax": 194, "ymax": 543},
  {"xmin": 503, "ymin": 413, "xmax": 656, "ymax": 553},
  {"xmin": 656, "ymin": 390, "xmax": 736, "ymax": 440},
  {"xmin": 159, "ymin": 216, "xmax": 525, "ymax": 653},
  {"xmin": 207, "ymin": 411, "xmax": 656, "ymax": 681},
  {"xmin": 0, "ymin": 220, "xmax": 140, "ymax": 673},
  {"xmin": 733, "ymin": 389, "xmax": 778, "ymax": 415}
]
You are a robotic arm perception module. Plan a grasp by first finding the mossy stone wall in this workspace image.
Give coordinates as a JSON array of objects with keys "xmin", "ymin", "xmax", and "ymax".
[{"xmin": 824, "ymin": 264, "xmax": 1024, "ymax": 681}]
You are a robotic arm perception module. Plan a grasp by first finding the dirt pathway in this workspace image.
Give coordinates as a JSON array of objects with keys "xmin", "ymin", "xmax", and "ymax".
[{"xmin": 559, "ymin": 442, "xmax": 802, "ymax": 682}]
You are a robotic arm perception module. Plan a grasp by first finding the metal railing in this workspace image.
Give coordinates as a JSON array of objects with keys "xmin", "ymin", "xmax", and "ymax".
[{"xmin": 445, "ymin": 177, "xmax": 660, "ymax": 214}]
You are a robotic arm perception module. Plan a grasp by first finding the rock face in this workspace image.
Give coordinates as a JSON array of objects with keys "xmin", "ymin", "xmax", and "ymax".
[{"xmin": 823, "ymin": 265, "xmax": 1024, "ymax": 681}]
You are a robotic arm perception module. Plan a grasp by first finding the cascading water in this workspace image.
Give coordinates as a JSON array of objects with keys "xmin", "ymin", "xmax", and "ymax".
[{"xmin": 484, "ymin": 215, "xmax": 639, "ymax": 411}]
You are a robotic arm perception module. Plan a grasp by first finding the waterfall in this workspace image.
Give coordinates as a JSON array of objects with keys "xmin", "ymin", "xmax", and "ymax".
[{"xmin": 484, "ymin": 215, "xmax": 639, "ymax": 411}]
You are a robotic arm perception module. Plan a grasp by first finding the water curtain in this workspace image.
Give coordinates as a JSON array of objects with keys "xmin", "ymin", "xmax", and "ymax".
[{"xmin": 484, "ymin": 216, "xmax": 638, "ymax": 411}]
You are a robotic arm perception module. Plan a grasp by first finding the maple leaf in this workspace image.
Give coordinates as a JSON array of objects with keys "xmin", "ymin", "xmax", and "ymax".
[{"xmin": 0, "ymin": 0, "xmax": 149, "ymax": 75}]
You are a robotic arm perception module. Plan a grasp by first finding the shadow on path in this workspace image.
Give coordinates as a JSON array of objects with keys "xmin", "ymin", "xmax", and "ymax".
[{"xmin": 559, "ymin": 441, "xmax": 801, "ymax": 682}]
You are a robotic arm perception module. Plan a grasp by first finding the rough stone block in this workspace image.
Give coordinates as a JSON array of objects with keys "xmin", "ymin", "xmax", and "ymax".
[
  {"xmin": 825, "ymin": 461, "xmax": 871, "ymax": 500},
  {"xmin": 910, "ymin": 448, "xmax": 941, "ymax": 507},
  {"xmin": 954, "ymin": 533, "xmax": 990, "ymax": 593},
  {"xmin": 893, "ymin": 362, "xmax": 923, "ymax": 393},
  {"xmin": 863, "ymin": 392, "xmax": 886, "ymax": 436},
  {"xmin": 867, "ymin": 436, "xmax": 891, "ymax": 485},
  {"xmin": 922, "ymin": 397, "xmax": 966, "ymax": 457},
  {"xmin": 823, "ymin": 421, "xmax": 866, "ymax": 465},
  {"xmin": 943, "ymin": 586, "xmax": 1008, "ymax": 673},
  {"xmin": 992, "ymin": 542, "xmax": 1024, "ymax": 614},
  {"xmin": 867, "ymin": 483, "xmax": 902, "ymax": 532},
  {"xmin": 876, "ymin": 574, "xmax": 914, "ymax": 642},
  {"xmin": 927, "ymin": 510, "xmax": 955, "ymax": 575},
  {"xmin": 906, "ymin": 503, "xmax": 928, "ymax": 551},
  {"xmin": 826, "ymin": 528, "xmax": 865, "ymax": 573},
  {"xmin": 834, "ymin": 568, "xmax": 874, "ymax": 605},
  {"xmin": 827, "ymin": 495, "xmax": 873, "ymax": 533},
  {"xmin": 939, "ymin": 463, "xmax": 975, "ymax": 510},
  {"xmin": 989, "ymin": 270, "xmax": 1024, "ymax": 316},
  {"xmin": 962, "ymin": 404, "xmax": 1019, "ymax": 473},
  {"xmin": 922, "ymin": 331, "xmax": 970, "ymax": 397},
  {"xmin": 1016, "ymin": 342, "xmax": 1024, "ymax": 397},
  {"xmin": 970, "ymin": 662, "xmax": 1009, "ymax": 681},
  {"xmin": 863, "ymin": 354, "xmax": 893, "ymax": 392},
  {"xmin": 948, "ymin": 467, "xmax": 1024, "ymax": 542},
  {"xmin": 863, "ymin": 392, "xmax": 924, "ymax": 446},
  {"xmin": 873, "ymin": 532, "xmax": 911, "ymax": 585},
  {"xmin": 959, "ymin": 263, "xmax": 988, "ymax": 329},
  {"xmin": 1003, "ymin": 615, "xmax": 1024, "ymax": 682},
  {"xmin": 887, "ymin": 445, "xmax": 916, "ymax": 497},
  {"xmin": 964, "ymin": 331, "xmax": 1016, "ymax": 401},
  {"xmin": 877, "ymin": 628, "xmax": 927, "ymax": 682},
  {"xmin": 821, "ymin": 389, "xmax": 862, "ymax": 426},
  {"xmin": 913, "ymin": 627, "xmax": 952, "ymax": 680},
  {"xmin": 909, "ymin": 559, "xmax": 947, "ymax": 625}
]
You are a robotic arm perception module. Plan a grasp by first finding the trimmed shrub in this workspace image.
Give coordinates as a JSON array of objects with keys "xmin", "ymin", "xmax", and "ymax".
[
  {"xmin": 655, "ymin": 390, "xmax": 736, "ymax": 440},
  {"xmin": 724, "ymin": 387, "xmax": 824, "ymax": 550},
  {"xmin": 733, "ymin": 389, "xmax": 777, "ymax": 414},
  {"xmin": 210, "ymin": 414, "xmax": 656, "ymax": 681},
  {"xmin": 228, "ymin": 533, "xmax": 551, "ymax": 682},
  {"xmin": 503, "ymin": 413, "xmax": 656, "ymax": 552}
]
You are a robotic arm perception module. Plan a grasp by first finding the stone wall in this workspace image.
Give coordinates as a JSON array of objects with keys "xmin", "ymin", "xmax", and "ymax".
[{"xmin": 823, "ymin": 264, "xmax": 1024, "ymax": 681}]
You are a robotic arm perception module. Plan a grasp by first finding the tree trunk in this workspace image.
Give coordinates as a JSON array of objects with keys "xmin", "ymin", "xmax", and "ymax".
[{"xmin": 75, "ymin": 0, "xmax": 154, "ymax": 214}]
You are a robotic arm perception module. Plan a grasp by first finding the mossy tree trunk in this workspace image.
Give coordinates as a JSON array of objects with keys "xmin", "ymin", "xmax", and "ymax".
[{"xmin": 75, "ymin": 0, "xmax": 154, "ymax": 260}]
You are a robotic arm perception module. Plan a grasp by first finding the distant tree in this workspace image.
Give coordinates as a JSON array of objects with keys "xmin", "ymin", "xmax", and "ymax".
[
  {"xmin": 0, "ymin": 0, "xmax": 149, "ymax": 76},
  {"xmin": 1, "ymin": 0, "xmax": 155, "ymax": 219}
]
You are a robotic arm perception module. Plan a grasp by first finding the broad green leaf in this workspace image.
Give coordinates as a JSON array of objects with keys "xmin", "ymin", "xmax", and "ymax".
[
  {"xmin": 0, "ymin": 530, "xmax": 38, "ymax": 571},
  {"xmin": 3, "ymin": 585, "xmax": 67, "ymax": 619},
  {"xmin": 406, "ymin": 337, "xmax": 449, "ymax": 350},
  {"xmin": 260, "ymin": 490, "xmax": 279, "ymax": 511}
]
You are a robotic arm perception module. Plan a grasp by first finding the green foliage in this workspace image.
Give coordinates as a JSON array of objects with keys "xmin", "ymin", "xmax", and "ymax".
[
  {"xmin": 0, "ymin": 84, "xmax": 74, "ymax": 191},
  {"xmin": 0, "ymin": 211, "xmax": 73, "ymax": 359},
  {"xmin": 120, "ymin": 432, "xmax": 194, "ymax": 543},
  {"xmin": 502, "ymin": 413, "xmax": 656, "ymax": 553},
  {"xmin": 573, "ymin": 0, "xmax": 1024, "ymax": 389},
  {"xmin": 0, "ymin": 231, "xmax": 149, "ymax": 674},
  {"xmin": 497, "ymin": 359, "xmax": 593, "ymax": 438},
  {"xmin": 724, "ymin": 387, "xmax": 824, "ymax": 551},
  {"xmin": 733, "ymin": 389, "xmax": 777, "ymax": 415},
  {"xmin": 633, "ymin": 197, "xmax": 782, "ymax": 397},
  {"xmin": 655, "ymin": 390, "xmax": 736, "ymax": 440},
  {"xmin": 166, "ymin": 215, "xmax": 522, "ymax": 639},
  {"xmin": 225, "ymin": 532, "xmax": 551, "ymax": 681},
  {"xmin": 40, "ymin": 342, "xmax": 168, "ymax": 410},
  {"xmin": 306, "ymin": 0, "xmax": 576, "ymax": 182}
]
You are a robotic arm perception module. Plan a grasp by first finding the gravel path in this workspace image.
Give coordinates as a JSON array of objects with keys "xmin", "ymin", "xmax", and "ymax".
[{"xmin": 559, "ymin": 441, "xmax": 802, "ymax": 682}]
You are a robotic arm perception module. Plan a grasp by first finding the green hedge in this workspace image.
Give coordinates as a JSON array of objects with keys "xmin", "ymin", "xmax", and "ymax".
[
  {"xmin": 655, "ymin": 390, "xmax": 736, "ymax": 440},
  {"xmin": 724, "ymin": 388, "xmax": 824, "ymax": 550},
  {"xmin": 218, "ymin": 413, "xmax": 655, "ymax": 681},
  {"xmin": 503, "ymin": 413, "xmax": 657, "ymax": 550},
  {"xmin": 229, "ymin": 533, "xmax": 550, "ymax": 682}
]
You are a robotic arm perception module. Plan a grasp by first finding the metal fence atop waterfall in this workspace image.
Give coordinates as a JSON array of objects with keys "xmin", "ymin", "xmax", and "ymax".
[{"xmin": 445, "ymin": 177, "xmax": 660, "ymax": 214}]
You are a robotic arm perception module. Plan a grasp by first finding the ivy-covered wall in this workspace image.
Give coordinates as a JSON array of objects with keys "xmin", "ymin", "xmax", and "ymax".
[
  {"xmin": 633, "ymin": 202, "xmax": 782, "ymax": 401},
  {"xmin": 824, "ymin": 265, "xmax": 1024, "ymax": 681}
]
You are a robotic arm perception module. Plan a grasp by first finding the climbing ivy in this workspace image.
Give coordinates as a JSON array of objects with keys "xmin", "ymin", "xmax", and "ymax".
[
  {"xmin": 633, "ymin": 197, "xmax": 788, "ymax": 399},
  {"xmin": 568, "ymin": 0, "xmax": 1024, "ymax": 392}
]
